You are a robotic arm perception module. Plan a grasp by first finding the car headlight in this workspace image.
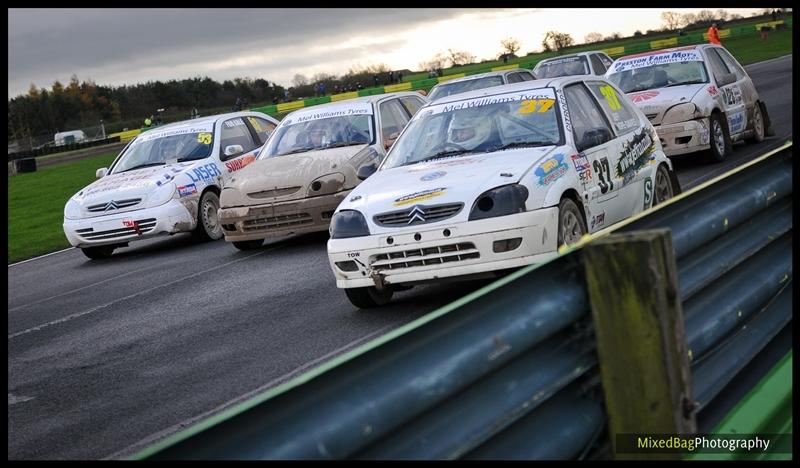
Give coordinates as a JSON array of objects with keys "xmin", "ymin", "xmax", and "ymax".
[
  {"xmin": 64, "ymin": 198, "xmax": 82, "ymax": 220},
  {"xmin": 662, "ymin": 102, "xmax": 699, "ymax": 125},
  {"xmin": 330, "ymin": 210, "xmax": 370, "ymax": 239},
  {"xmin": 146, "ymin": 182, "xmax": 177, "ymax": 208},
  {"xmin": 468, "ymin": 184, "xmax": 529, "ymax": 221}
]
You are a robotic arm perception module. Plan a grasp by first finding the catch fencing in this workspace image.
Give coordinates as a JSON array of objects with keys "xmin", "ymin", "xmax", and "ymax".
[{"xmin": 135, "ymin": 141, "xmax": 792, "ymax": 460}]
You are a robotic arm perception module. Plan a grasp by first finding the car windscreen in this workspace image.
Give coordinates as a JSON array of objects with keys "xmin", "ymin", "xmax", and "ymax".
[
  {"xmin": 534, "ymin": 56, "xmax": 589, "ymax": 78},
  {"xmin": 382, "ymin": 87, "xmax": 562, "ymax": 170},
  {"xmin": 260, "ymin": 104, "xmax": 374, "ymax": 158},
  {"xmin": 427, "ymin": 76, "xmax": 506, "ymax": 102},
  {"xmin": 111, "ymin": 126, "xmax": 215, "ymax": 174},
  {"xmin": 606, "ymin": 50, "xmax": 709, "ymax": 93}
]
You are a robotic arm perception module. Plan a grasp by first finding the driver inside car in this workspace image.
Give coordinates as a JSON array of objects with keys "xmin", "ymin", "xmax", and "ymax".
[{"xmin": 447, "ymin": 109, "xmax": 496, "ymax": 152}]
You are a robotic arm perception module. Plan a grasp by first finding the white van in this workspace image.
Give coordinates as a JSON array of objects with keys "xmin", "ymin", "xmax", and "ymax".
[{"xmin": 54, "ymin": 130, "xmax": 87, "ymax": 146}]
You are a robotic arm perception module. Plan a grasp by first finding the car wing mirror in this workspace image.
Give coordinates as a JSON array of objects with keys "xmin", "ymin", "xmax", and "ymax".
[
  {"xmin": 224, "ymin": 144, "xmax": 244, "ymax": 157},
  {"xmin": 96, "ymin": 167, "xmax": 108, "ymax": 178},
  {"xmin": 357, "ymin": 163, "xmax": 378, "ymax": 180},
  {"xmin": 577, "ymin": 127, "xmax": 613, "ymax": 151},
  {"xmin": 384, "ymin": 132, "xmax": 400, "ymax": 150}
]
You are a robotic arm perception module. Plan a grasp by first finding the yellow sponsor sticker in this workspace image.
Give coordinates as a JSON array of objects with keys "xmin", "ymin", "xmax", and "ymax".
[
  {"xmin": 197, "ymin": 132, "xmax": 212, "ymax": 144},
  {"xmin": 393, "ymin": 188, "xmax": 446, "ymax": 206},
  {"xmin": 599, "ymin": 85, "xmax": 621, "ymax": 110},
  {"xmin": 518, "ymin": 99, "xmax": 555, "ymax": 114}
]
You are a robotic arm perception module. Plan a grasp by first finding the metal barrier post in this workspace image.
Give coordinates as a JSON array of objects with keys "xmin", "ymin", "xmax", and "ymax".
[{"xmin": 583, "ymin": 229, "xmax": 696, "ymax": 460}]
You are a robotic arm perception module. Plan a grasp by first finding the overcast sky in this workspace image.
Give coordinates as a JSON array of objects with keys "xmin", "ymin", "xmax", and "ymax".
[{"xmin": 8, "ymin": 8, "xmax": 765, "ymax": 99}]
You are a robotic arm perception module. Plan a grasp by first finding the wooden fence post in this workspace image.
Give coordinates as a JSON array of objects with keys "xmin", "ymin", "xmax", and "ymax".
[{"xmin": 583, "ymin": 229, "xmax": 695, "ymax": 460}]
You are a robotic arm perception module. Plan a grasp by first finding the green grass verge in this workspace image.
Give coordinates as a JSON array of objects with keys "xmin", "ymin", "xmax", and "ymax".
[
  {"xmin": 723, "ymin": 28, "xmax": 792, "ymax": 65},
  {"xmin": 8, "ymin": 152, "xmax": 118, "ymax": 263},
  {"xmin": 5, "ymin": 31, "xmax": 793, "ymax": 263}
]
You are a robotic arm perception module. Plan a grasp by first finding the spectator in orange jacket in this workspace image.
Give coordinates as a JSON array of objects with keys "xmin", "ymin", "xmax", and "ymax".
[{"xmin": 707, "ymin": 23, "xmax": 721, "ymax": 45}]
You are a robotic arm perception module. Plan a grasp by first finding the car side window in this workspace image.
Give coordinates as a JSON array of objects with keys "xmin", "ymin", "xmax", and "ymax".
[
  {"xmin": 399, "ymin": 96, "xmax": 424, "ymax": 117},
  {"xmin": 519, "ymin": 71, "xmax": 535, "ymax": 81},
  {"xmin": 247, "ymin": 116, "xmax": 277, "ymax": 145},
  {"xmin": 220, "ymin": 117, "xmax": 258, "ymax": 160},
  {"xmin": 715, "ymin": 48, "xmax": 747, "ymax": 80},
  {"xmin": 586, "ymin": 81, "xmax": 639, "ymax": 135},
  {"xmin": 590, "ymin": 54, "xmax": 606, "ymax": 75},
  {"xmin": 564, "ymin": 84, "xmax": 614, "ymax": 149},
  {"xmin": 506, "ymin": 72, "xmax": 524, "ymax": 84},
  {"xmin": 379, "ymin": 99, "xmax": 410, "ymax": 142},
  {"xmin": 600, "ymin": 53, "xmax": 614, "ymax": 69},
  {"xmin": 705, "ymin": 49, "xmax": 731, "ymax": 85}
]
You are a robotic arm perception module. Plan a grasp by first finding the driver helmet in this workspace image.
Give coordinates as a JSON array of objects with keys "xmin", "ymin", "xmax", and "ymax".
[
  {"xmin": 307, "ymin": 121, "xmax": 328, "ymax": 146},
  {"xmin": 448, "ymin": 109, "xmax": 491, "ymax": 148},
  {"xmin": 160, "ymin": 137, "xmax": 180, "ymax": 160}
]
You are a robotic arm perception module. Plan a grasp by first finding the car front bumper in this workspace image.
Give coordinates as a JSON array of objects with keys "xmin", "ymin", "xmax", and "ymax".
[
  {"xmin": 327, "ymin": 207, "xmax": 560, "ymax": 289},
  {"xmin": 219, "ymin": 190, "xmax": 351, "ymax": 242},
  {"xmin": 654, "ymin": 119, "xmax": 711, "ymax": 157},
  {"xmin": 63, "ymin": 201, "xmax": 195, "ymax": 248}
]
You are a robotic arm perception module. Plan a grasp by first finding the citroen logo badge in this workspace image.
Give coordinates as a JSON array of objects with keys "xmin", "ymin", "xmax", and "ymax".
[
  {"xmin": 104, "ymin": 200, "xmax": 119, "ymax": 211},
  {"xmin": 408, "ymin": 205, "xmax": 425, "ymax": 224}
]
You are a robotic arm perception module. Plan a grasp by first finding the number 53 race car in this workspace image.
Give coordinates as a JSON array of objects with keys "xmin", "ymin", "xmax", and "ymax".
[{"xmin": 327, "ymin": 77, "xmax": 681, "ymax": 308}]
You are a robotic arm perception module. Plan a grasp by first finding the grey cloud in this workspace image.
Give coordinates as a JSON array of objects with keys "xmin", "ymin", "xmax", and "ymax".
[{"xmin": 9, "ymin": 8, "xmax": 486, "ymax": 96}]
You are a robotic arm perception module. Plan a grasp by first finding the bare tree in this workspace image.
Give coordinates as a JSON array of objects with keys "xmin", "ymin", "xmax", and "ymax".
[
  {"xmin": 696, "ymin": 10, "xmax": 716, "ymax": 23},
  {"xmin": 541, "ymin": 31, "xmax": 574, "ymax": 53},
  {"xmin": 681, "ymin": 13, "xmax": 697, "ymax": 28},
  {"xmin": 419, "ymin": 52, "xmax": 449, "ymax": 72},
  {"xmin": 661, "ymin": 11, "xmax": 682, "ymax": 30},
  {"xmin": 291, "ymin": 74, "xmax": 308, "ymax": 87},
  {"xmin": 715, "ymin": 9, "xmax": 729, "ymax": 21},
  {"xmin": 448, "ymin": 49, "xmax": 476, "ymax": 66},
  {"xmin": 311, "ymin": 72, "xmax": 335, "ymax": 84},
  {"xmin": 500, "ymin": 37, "xmax": 521, "ymax": 56},
  {"xmin": 584, "ymin": 32, "xmax": 604, "ymax": 44},
  {"xmin": 604, "ymin": 32, "xmax": 622, "ymax": 41}
]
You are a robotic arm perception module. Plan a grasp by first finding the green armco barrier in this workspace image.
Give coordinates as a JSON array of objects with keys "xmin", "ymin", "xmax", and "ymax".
[{"xmin": 247, "ymin": 18, "xmax": 791, "ymax": 119}]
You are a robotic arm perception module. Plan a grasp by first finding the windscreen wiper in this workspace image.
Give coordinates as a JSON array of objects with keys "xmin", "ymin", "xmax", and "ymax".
[
  {"xmin": 415, "ymin": 149, "xmax": 474, "ymax": 163},
  {"xmin": 665, "ymin": 80, "xmax": 707, "ymax": 87},
  {"xmin": 119, "ymin": 162, "xmax": 166, "ymax": 173},
  {"xmin": 491, "ymin": 141, "xmax": 553, "ymax": 151}
]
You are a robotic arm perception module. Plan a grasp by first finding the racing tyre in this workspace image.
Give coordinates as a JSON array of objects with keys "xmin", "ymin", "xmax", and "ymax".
[
  {"xmin": 652, "ymin": 164, "xmax": 675, "ymax": 206},
  {"xmin": 81, "ymin": 245, "xmax": 115, "ymax": 259},
  {"xmin": 745, "ymin": 102, "xmax": 766, "ymax": 144},
  {"xmin": 345, "ymin": 286, "xmax": 394, "ymax": 308},
  {"xmin": 232, "ymin": 239, "xmax": 263, "ymax": 251},
  {"xmin": 557, "ymin": 198, "xmax": 587, "ymax": 247},
  {"xmin": 707, "ymin": 112, "xmax": 732, "ymax": 163},
  {"xmin": 194, "ymin": 191, "xmax": 224, "ymax": 241}
]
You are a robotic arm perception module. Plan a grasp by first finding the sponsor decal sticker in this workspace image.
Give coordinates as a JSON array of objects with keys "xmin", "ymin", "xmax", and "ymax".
[
  {"xmin": 197, "ymin": 132, "xmax": 212, "ymax": 144},
  {"xmin": 518, "ymin": 98, "xmax": 555, "ymax": 114},
  {"xmin": 177, "ymin": 183, "xmax": 198, "ymax": 197},
  {"xmin": 612, "ymin": 50, "xmax": 703, "ymax": 72},
  {"xmin": 225, "ymin": 154, "xmax": 256, "ymax": 172},
  {"xmin": 590, "ymin": 212, "xmax": 605, "ymax": 230},
  {"xmin": 535, "ymin": 153, "xmax": 569, "ymax": 186},
  {"xmin": 420, "ymin": 171, "xmax": 446, "ymax": 181},
  {"xmin": 430, "ymin": 88, "xmax": 557, "ymax": 115},
  {"xmin": 707, "ymin": 85, "xmax": 718, "ymax": 96},
  {"xmin": 728, "ymin": 111, "xmax": 746, "ymax": 134},
  {"xmin": 186, "ymin": 163, "xmax": 222, "ymax": 184},
  {"xmin": 394, "ymin": 188, "xmax": 446, "ymax": 206},
  {"xmin": 571, "ymin": 153, "xmax": 593, "ymax": 184},
  {"xmin": 630, "ymin": 91, "xmax": 660, "ymax": 103},
  {"xmin": 292, "ymin": 102, "xmax": 373, "ymax": 124},
  {"xmin": 643, "ymin": 177, "xmax": 653, "ymax": 210},
  {"xmin": 615, "ymin": 128, "xmax": 656, "ymax": 184},
  {"xmin": 123, "ymin": 220, "xmax": 142, "ymax": 235},
  {"xmin": 721, "ymin": 85, "xmax": 742, "ymax": 106}
]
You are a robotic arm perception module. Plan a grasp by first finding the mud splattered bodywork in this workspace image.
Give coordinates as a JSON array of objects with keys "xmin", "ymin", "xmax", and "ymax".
[{"xmin": 219, "ymin": 146, "xmax": 365, "ymax": 241}]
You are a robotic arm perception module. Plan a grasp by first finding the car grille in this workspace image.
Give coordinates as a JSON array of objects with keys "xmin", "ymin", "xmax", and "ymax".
[
  {"xmin": 86, "ymin": 198, "xmax": 142, "ymax": 212},
  {"xmin": 243, "ymin": 212, "xmax": 313, "ymax": 231},
  {"xmin": 373, "ymin": 203, "xmax": 464, "ymax": 227},
  {"xmin": 370, "ymin": 242, "xmax": 479, "ymax": 271},
  {"xmin": 248, "ymin": 187, "xmax": 302, "ymax": 199},
  {"xmin": 75, "ymin": 218, "xmax": 156, "ymax": 241}
]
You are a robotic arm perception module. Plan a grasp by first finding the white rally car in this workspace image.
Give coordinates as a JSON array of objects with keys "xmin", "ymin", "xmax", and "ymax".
[
  {"xmin": 605, "ymin": 44, "xmax": 773, "ymax": 161},
  {"xmin": 63, "ymin": 111, "xmax": 279, "ymax": 259},
  {"xmin": 427, "ymin": 69, "xmax": 537, "ymax": 102},
  {"xmin": 327, "ymin": 77, "xmax": 681, "ymax": 308},
  {"xmin": 533, "ymin": 51, "xmax": 615, "ymax": 78}
]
